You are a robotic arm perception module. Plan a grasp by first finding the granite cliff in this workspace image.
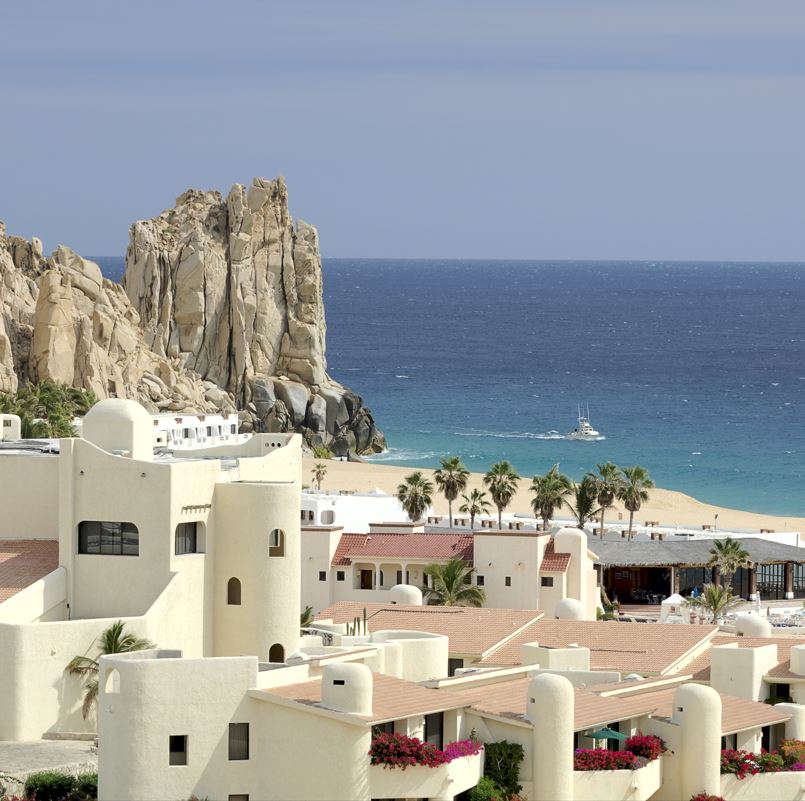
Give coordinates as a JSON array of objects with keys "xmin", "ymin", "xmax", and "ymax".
[{"xmin": 0, "ymin": 177, "xmax": 385, "ymax": 455}]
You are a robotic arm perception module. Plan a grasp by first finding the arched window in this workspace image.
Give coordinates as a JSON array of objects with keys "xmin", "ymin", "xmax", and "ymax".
[
  {"xmin": 269, "ymin": 529, "xmax": 285, "ymax": 557},
  {"xmin": 227, "ymin": 577, "xmax": 242, "ymax": 605},
  {"xmin": 269, "ymin": 643, "xmax": 285, "ymax": 663},
  {"xmin": 104, "ymin": 668, "xmax": 121, "ymax": 694}
]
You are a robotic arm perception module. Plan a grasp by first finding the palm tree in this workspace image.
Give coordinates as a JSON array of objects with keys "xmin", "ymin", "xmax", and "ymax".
[
  {"xmin": 529, "ymin": 464, "xmax": 572, "ymax": 531},
  {"xmin": 65, "ymin": 620, "xmax": 155, "ymax": 719},
  {"xmin": 617, "ymin": 465, "xmax": 655, "ymax": 541},
  {"xmin": 691, "ymin": 583, "xmax": 743, "ymax": 623},
  {"xmin": 587, "ymin": 461, "xmax": 623, "ymax": 539},
  {"xmin": 300, "ymin": 605, "xmax": 315, "ymax": 628},
  {"xmin": 483, "ymin": 461, "xmax": 521, "ymax": 529},
  {"xmin": 433, "ymin": 456, "xmax": 470, "ymax": 528},
  {"xmin": 396, "ymin": 471, "xmax": 434, "ymax": 522},
  {"xmin": 707, "ymin": 537, "xmax": 751, "ymax": 589},
  {"xmin": 459, "ymin": 488, "xmax": 492, "ymax": 530},
  {"xmin": 564, "ymin": 476, "xmax": 600, "ymax": 530},
  {"xmin": 422, "ymin": 558, "xmax": 485, "ymax": 607},
  {"xmin": 311, "ymin": 462, "xmax": 327, "ymax": 490}
]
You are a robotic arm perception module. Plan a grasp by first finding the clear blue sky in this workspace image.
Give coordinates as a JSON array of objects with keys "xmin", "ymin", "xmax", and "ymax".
[{"xmin": 2, "ymin": 1, "xmax": 804, "ymax": 260}]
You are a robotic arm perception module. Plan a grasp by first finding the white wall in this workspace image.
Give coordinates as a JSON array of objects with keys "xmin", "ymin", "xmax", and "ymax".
[
  {"xmin": 473, "ymin": 533, "xmax": 544, "ymax": 609},
  {"xmin": 0, "ymin": 453, "xmax": 59, "ymax": 539}
]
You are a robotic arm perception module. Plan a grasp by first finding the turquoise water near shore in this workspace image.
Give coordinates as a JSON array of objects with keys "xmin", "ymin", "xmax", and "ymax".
[{"xmin": 96, "ymin": 257, "xmax": 805, "ymax": 516}]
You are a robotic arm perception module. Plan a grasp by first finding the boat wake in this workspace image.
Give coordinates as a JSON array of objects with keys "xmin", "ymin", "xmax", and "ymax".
[{"xmin": 453, "ymin": 429, "xmax": 606, "ymax": 442}]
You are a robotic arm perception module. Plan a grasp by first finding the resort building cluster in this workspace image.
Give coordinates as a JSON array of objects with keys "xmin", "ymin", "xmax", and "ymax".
[{"xmin": 2, "ymin": 401, "xmax": 805, "ymax": 800}]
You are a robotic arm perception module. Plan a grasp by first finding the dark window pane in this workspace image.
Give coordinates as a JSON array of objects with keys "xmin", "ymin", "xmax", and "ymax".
[
  {"xmin": 423, "ymin": 712, "xmax": 443, "ymax": 749},
  {"xmin": 229, "ymin": 722, "xmax": 249, "ymax": 760},
  {"xmin": 169, "ymin": 734, "xmax": 187, "ymax": 766},
  {"xmin": 175, "ymin": 522, "xmax": 197, "ymax": 555},
  {"xmin": 79, "ymin": 521, "xmax": 138, "ymax": 556}
]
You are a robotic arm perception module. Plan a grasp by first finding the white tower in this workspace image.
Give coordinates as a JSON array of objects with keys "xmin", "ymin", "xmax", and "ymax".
[
  {"xmin": 673, "ymin": 683, "xmax": 722, "ymax": 799},
  {"xmin": 526, "ymin": 673, "xmax": 574, "ymax": 801}
]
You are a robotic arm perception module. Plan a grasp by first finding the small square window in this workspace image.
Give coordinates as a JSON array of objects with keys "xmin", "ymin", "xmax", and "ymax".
[
  {"xmin": 229, "ymin": 722, "xmax": 250, "ymax": 761},
  {"xmin": 505, "ymin": 576, "xmax": 511, "ymax": 587},
  {"xmin": 336, "ymin": 570, "xmax": 345, "ymax": 581},
  {"xmin": 229, "ymin": 796, "xmax": 249, "ymax": 801},
  {"xmin": 169, "ymin": 734, "xmax": 187, "ymax": 766},
  {"xmin": 541, "ymin": 576, "xmax": 554, "ymax": 587},
  {"xmin": 476, "ymin": 575, "xmax": 484, "ymax": 586},
  {"xmin": 319, "ymin": 571, "xmax": 326, "ymax": 582}
]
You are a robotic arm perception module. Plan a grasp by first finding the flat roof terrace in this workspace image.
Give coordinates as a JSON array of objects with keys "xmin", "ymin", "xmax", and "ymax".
[{"xmin": 0, "ymin": 539, "xmax": 59, "ymax": 602}]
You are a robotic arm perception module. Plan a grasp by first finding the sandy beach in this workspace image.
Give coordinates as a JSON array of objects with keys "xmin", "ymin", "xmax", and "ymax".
[{"xmin": 303, "ymin": 457, "xmax": 805, "ymax": 534}]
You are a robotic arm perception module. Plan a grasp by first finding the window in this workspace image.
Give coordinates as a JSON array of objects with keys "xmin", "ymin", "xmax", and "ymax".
[
  {"xmin": 396, "ymin": 570, "xmax": 403, "ymax": 585},
  {"xmin": 175, "ymin": 522, "xmax": 199, "ymax": 555},
  {"xmin": 336, "ymin": 570, "xmax": 345, "ymax": 581},
  {"xmin": 308, "ymin": 510, "xmax": 315, "ymax": 522},
  {"xmin": 228, "ymin": 796, "xmax": 249, "ymax": 801},
  {"xmin": 448, "ymin": 658, "xmax": 463, "ymax": 677},
  {"xmin": 227, "ymin": 577, "xmax": 241, "ymax": 605},
  {"xmin": 476, "ymin": 575, "xmax": 485, "ymax": 586},
  {"xmin": 424, "ymin": 712, "xmax": 444, "ymax": 749},
  {"xmin": 78, "ymin": 521, "xmax": 139, "ymax": 556},
  {"xmin": 206, "ymin": 426, "xmax": 213, "ymax": 437},
  {"xmin": 269, "ymin": 529, "xmax": 285, "ymax": 557},
  {"xmin": 541, "ymin": 576, "xmax": 554, "ymax": 587},
  {"xmin": 169, "ymin": 735, "xmax": 187, "ymax": 766},
  {"xmin": 182, "ymin": 428, "xmax": 190, "ymax": 439},
  {"xmin": 228, "ymin": 723, "xmax": 249, "ymax": 761},
  {"xmin": 300, "ymin": 510, "xmax": 306, "ymax": 520},
  {"xmin": 372, "ymin": 721, "xmax": 394, "ymax": 738},
  {"xmin": 321, "ymin": 510, "xmax": 335, "ymax": 524},
  {"xmin": 230, "ymin": 424, "xmax": 237, "ymax": 434},
  {"xmin": 319, "ymin": 571, "xmax": 326, "ymax": 582},
  {"xmin": 269, "ymin": 643, "xmax": 285, "ymax": 663},
  {"xmin": 505, "ymin": 576, "xmax": 512, "ymax": 587}
]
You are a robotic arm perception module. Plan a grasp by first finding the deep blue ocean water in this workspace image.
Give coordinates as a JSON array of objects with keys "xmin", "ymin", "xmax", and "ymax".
[{"xmin": 95, "ymin": 257, "xmax": 805, "ymax": 516}]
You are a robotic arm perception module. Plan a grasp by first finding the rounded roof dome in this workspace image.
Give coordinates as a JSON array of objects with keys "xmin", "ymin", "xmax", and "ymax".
[
  {"xmin": 388, "ymin": 584, "xmax": 423, "ymax": 606},
  {"xmin": 555, "ymin": 598, "xmax": 585, "ymax": 620},
  {"xmin": 84, "ymin": 398, "xmax": 153, "ymax": 425}
]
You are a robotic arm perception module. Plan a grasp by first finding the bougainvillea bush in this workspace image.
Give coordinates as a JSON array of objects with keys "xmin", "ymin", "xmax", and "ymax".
[
  {"xmin": 780, "ymin": 739, "xmax": 805, "ymax": 765},
  {"xmin": 624, "ymin": 733, "xmax": 667, "ymax": 762},
  {"xmin": 720, "ymin": 750, "xmax": 760, "ymax": 780},
  {"xmin": 369, "ymin": 733, "xmax": 483, "ymax": 770},
  {"xmin": 573, "ymin": 749, "xmax": 641, "ymax": 771},
  {"xmin": 442, "ymin": 739, "xmax": 484, "ymax": 761},
  {"xmin": 689, "ymin": 794, "xmax": 725, "ymax": 801},
  {"xmin": 370, "ymin": 733, "xmax": 446, "ymax": 770}
]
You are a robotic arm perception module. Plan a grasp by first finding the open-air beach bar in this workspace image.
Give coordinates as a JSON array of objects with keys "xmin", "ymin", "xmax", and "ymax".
[{"xmin": 591, "ymin": 537, "xmax": 805, "ymax": 603}]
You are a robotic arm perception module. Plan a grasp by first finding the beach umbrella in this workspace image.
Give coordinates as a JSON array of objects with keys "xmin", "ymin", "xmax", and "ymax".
[{"xmin": 585, "ymin": 727, "xmax": 627, "ymax": 741}]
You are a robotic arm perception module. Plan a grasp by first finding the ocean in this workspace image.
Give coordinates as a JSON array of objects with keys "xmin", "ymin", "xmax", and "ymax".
[{"xmin": 95, "ymin": 257, "xmax": 805, "ymax": 516}]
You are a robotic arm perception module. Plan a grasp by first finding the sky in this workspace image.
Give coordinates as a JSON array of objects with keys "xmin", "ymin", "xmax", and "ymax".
[{"xmin": 1, "ymin": 1, "xmax": 804, "ymax": 261}]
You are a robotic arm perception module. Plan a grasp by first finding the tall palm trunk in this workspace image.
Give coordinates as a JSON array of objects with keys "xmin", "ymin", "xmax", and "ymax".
[
  {"xmin": 448, "ymin": 499, "xmax": 453, "ymax": 528},
  {"xmin": 628, "ymin": 509, "xmax": 635, "ymax": 541},
  {"xmin": 469, "ymin": 512, "xmax": 475, "ymax": 530},
  {"xmin": 600, "ymin": 507, "xmax": 606, "ymax": 540},
  {"xmin": 498, "ymin": 505, "xmax": 502, "ymax": 529}
]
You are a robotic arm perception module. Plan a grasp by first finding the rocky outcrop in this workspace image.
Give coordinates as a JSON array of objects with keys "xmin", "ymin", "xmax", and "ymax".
[
  {"xmin": 124, "ymin": 176, "xmax": 385, "ymax": 454},
  {"xmin": 0, "ymin": 226, "xmax": 236, "ymax": 415},
  {"xmin": 0, "ymin": 175, "xmax": 385, "ymax": 454}
]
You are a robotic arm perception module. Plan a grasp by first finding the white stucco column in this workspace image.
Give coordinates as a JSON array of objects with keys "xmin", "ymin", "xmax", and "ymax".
[
  {"xmin": 777, "ymin": 703, "xmax": 805, "ymax": 739},
  {"xmin": 527, "ymin": 673, "xmax": 574, "ymax": 801},
  {"xmin": 673, "ymin": 683, "xmax": 722, "ymax": 799},
  {"xmin": 401, "ymin": 563, "xmax": 409, "ymax": 584},
  {"xmin": 373, "ymin": 562, "xmax": 379, "ymax": 589}
]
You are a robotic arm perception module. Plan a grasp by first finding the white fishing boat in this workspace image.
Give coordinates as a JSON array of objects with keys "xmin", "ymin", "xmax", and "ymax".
[{"xmin": 567, "ymin": 405, "xmax": 601, "ymax": 440}]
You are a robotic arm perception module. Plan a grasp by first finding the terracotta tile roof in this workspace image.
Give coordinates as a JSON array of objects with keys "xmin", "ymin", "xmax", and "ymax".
[
  {"xmin": 0, "ymin": 540, "xmax": 59, "ymax": 603},
  {"xmin": 316, "ymin": 602, "xmax": 543, "ymax": 657},
  {"xmin": 455, "ymin": 679, "xmax": 789, "ymax": 734},
  {"xmin": 541, "ymin": 539, "xmax": 570, "ymax": 572},
  {"xmin": 262, "ymin": 673, "xmax": 472, "ymax": 723},
  {"xmin": 478, "ymin": 620, "xmax": 718, "ymax": 675},
  {"xmin": 331, "ymin": 532, "xmax": 473, "ymax": 567},
  {"xmin": 684, "ymin": 635, "xmax": 805, "ymax": 681}
]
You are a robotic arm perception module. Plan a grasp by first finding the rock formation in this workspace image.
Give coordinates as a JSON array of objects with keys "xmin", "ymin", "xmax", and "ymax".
[
  {"xmin": 124, "ymin": 176, "xmax": 384, "ymax": 454},
  {"xmin": 0, "ymin": 176, "xmax": 385, "ymax": 454}
]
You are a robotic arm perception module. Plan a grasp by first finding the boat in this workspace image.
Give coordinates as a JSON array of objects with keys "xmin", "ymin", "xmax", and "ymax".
[{"xmin": 567, "ymin": 405, "xmax": 601, "ymax": 440}]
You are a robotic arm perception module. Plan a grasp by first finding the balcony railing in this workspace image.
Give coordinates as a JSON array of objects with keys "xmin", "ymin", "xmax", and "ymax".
[{"xmin": 369, "ymin": 751, "xmax": 483, "ymax": 801}]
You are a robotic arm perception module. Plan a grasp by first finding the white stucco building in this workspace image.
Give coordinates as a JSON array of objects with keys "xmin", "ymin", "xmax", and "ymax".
[
  {"xmin": 301, "ymin": 522, "xmax": 600, "ymax": 620},
  {"xmin": 0, "ymin": 399, "xmax": 301, "ymax": 741}
]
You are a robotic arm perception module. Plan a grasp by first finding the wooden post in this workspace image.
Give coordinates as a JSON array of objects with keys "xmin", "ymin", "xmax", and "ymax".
[{"xmin": 785, "ymin": 562, "xmax": 794, "ymax": 600}]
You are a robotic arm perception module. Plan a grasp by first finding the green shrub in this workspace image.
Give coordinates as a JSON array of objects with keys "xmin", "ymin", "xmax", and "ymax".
[
  {"xmin": 469, "ymin": 776, "xmax": 505, "ymax": 801},
  {"xmin": 70, "ymin": 773, "xmax": 98, "ymax": 800},
  {"xmin": 24, "ymin": 771, "xmax": 76, "ymax": 801},
  {"xmin": 312, "ymin": 446, "xmax": 333, "ymax": 459},
  {"xmin": 482, "ymin": 741, "xmax": 524, "ymax": 798}
]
